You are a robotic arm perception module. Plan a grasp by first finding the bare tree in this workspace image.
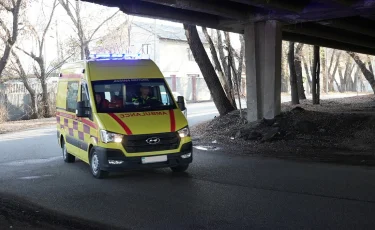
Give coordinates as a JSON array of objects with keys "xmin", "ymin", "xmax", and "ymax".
[
  {"xmin": 202, "ymin": 27, "xmax": 235, "ymax": 107},
  {"xmin": 203, "ymin": 28, "xmax": 244, "ymax": 110},
  {"xmin": 288, "ymin": 42, "xmax": 299, "ymax": 104},
  {"xmin": 348, "ymin": 52, "xmax": 375, "ymax": 93},
  {"xmin": 184, "ymin": 24, "xmax": 235, "ymax": 115},
  {"xmin": 226, "ymin": 34, "xmax": 243, "ymax": 119},
  {"xmin": 337, "ymin": 54, "xmax": 356, "ymax": 92},
  {"xmin": 237, "ymin": 35, "xmax": 245, "ymax": 90},
  {"xmin": 312, "ymin": 46, "xmax": 320, "ymax": 104},
  {"xmin": 327, "ymin": 50, "xmax": 342, "ymax": 92},
  {"xmin": 294, "ymin": 43, "xmax": 306, "ymax": 99},
  {"xmin": 17, "ymin": 0, "xmax": 67, "ymax": 117},
  {"xmin": 0, "ymin": 0, "xmax": 23, "ymax": 78},
  {"xmin": 8, "ymin": 50, "xmax": 38, "ymax": 118},
  {"xmin": 58, "ymin": 0, "xmax": 120, "ymax": 59}
]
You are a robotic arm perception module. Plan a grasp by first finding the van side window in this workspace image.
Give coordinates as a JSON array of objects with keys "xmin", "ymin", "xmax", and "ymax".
[
  {"xmin": 66, "ymin": 81, "xmax": 79, "ymax": 113},
  {"xmin": 81, "ymin": 84, "xmax": 90, "ymax": 107}
]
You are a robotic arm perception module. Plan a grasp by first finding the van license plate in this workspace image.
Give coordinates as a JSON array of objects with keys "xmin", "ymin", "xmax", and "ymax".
[{"xmin": 141, "ymin": 155, "xmax": 167, "ymax": 164}]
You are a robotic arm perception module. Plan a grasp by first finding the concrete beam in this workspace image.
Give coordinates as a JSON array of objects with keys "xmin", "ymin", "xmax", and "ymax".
[
  {"xmin": 245, "ymin": 20, "xmax": 282, "ymax": 122},
  {"xmin": 230, "ymin": 0, "xmax": 310, "ymax": 13},
  {"xmin": 119, "ymin": 0, "xmax": 243, "ymax": 33},
  {"xmin": 283, "ymin": 32, "xmax": 375, "ymax": 55},
  {"xmin": 140, "ymin": 0, "xmax": 251, "ymax": 21},
  {"xmin": 317, "ymin": 17, "xmax": 375, "ymax": 37},
  {"xmin": 283, "ymin": 22, "xmax": 375, "ymax": 49}
]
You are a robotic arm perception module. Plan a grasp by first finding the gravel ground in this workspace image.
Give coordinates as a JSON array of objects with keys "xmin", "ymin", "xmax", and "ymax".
[
  {"xmin": 192, "ymin": 95, "xmax": 375, "ymax": 165},
  {"xmin": 0, "ymin": 118, "xmax": 55, "ymax": 134}
]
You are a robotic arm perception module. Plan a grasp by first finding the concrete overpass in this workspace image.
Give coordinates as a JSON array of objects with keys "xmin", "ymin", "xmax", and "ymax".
[{"xmin": 83, "ymin": 0, "xmax": 375, "ymax": 121}]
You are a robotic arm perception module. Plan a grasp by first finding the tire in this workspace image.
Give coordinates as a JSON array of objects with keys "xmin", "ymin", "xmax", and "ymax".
[
  {"xmin": 62, "ymin": 140, "xmax": 75, "ymax": 163},
  {"xmin": 89, "ymin": 149, "xmax": 108, "ymax": 179},
  {"xmin": 171, "ymin": 164, "xmax": 189, "ymax": 173}
]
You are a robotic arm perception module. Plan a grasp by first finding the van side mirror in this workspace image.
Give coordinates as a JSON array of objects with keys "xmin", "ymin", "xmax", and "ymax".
[
  {"xmin": 177, "ymin": 96, "xmax": 186, "ymax": 111},
  {"xmin": 76, "ymin": 101, "xmax": 91, "ymax": 118}
]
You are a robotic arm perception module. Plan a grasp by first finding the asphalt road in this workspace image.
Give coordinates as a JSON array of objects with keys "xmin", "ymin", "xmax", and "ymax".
[{"xmin": 2, "ymin": 97, "xmax": 375, "ymax": 229}]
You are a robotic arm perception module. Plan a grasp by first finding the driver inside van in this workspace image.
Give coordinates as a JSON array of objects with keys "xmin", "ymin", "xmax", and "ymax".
[{"xmin": 132, "ymin": 86, "xmax": 161, "ymax": 106}]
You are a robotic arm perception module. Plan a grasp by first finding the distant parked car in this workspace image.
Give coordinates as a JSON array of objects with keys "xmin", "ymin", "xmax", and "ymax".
[{"xmin": 161, "ymin": 91, "xmax": 187, "ymax": 118}]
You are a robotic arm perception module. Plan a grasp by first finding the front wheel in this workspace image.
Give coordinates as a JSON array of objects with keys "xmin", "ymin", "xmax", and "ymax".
[
  {"xmin": 62, "ymin": 140, "xmax": 75, "ymax": 163},
  {"xmin": 90, "ymin": 149, "xmax": 108, "ymax": 179},
  {"xmin": 171, "ymin": 164, "xmax": 189, "ymax": 173}
]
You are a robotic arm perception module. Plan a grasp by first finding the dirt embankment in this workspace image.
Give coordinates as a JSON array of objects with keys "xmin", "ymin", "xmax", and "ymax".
[{"xmin": 192, "ymin": 95, "xmax": 375, "ymax": 164}]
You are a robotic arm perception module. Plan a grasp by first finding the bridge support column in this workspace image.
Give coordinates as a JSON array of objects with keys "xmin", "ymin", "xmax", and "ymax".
[{"xmin": 245, "ymin": 20, "xmax": 282, "ymax": 122}]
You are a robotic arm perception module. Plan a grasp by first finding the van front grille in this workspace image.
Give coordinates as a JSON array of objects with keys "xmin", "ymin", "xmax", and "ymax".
[{"xmin": 122, "ymin": 132, "xmax": 180, "ymax": 153}]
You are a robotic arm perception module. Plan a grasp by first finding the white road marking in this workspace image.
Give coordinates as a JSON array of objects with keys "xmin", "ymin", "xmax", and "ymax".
[{"xmin": 19, "ymin": 174, "xmax": 53, "ymax": 180}]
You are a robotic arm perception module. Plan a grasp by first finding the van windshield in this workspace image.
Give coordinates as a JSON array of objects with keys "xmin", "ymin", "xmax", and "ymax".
[{"xmin": 92, "ymin": 78, "xmax": 177, "ymax": 113}]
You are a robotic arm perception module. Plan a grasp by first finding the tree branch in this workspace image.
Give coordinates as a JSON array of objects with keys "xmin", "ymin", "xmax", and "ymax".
[
  {"xmin": 58, "ymin": 0, "xmax": 78, "ymax": 28},
  {"xmin": 40, "ymin": 0, "xmax": 58, "ymax": 55},
  {"xmin": 0, "ymin": 18, "xmax": 11, "ymax": 39},
  {"xmin": 46, "ymin": 54, "xmax": 74, "ymax": 77},
  {"xmin": 0, "ymin": 1, "xmax": 12, "ymax": 12},
  {"xmin": 87, "ymin": 9, "xmax": 120, "ymax": 42},
  {"xmin": 16, "ymin": 46, "xmax": 39, "ymax": 62}
]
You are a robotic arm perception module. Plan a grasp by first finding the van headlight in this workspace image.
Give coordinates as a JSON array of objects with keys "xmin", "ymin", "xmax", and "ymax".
[
  {"xmin": 178, "ymin": 126, "xmax": 190, "ymax": 138},
  {"xmin": 100, "ymin": 130, "xmax": 123, "ymax": 143}
]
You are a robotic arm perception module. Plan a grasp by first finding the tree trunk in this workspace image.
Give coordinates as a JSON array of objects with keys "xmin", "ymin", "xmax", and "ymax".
[
  {"xmin": 0, "ymin": 0, "xmax": 22, "ymax": 77},
  {"xmin": 302, "ymin": 55, "xmax": 312, "ymax": 89},
  {"xmin": 202, "ymin": 27, "xmax": 235, "ymax": 107},
  {"xmin": 0, "ymin": 45, "xmax": 14, "ymax": 79},
  {"xmin": 327, "ymin": 50, "xmax": 336, "ymax": 91},
  {"xmin": 295, "ymin": 43, "xmax": 306, "ymax": 99},
  {"xmin": 217, "ymin": 31, "xmax": 228, "ymax": 78},
  {"xmin": 12, "ymin": 51, "xmax": 38, "ymax": 119},
  {"xmin": 224, "ymin": 32, "xmax": 236, "ymax": 107},
  {"xmin": 237, "ymin": 35, "xmax": 245, "ymax": 90},
  {"xmin": 281, "ymin": 58, "xmax": 289, "ymax": 92},
  {"xmin": 321, "ymin": 48, "xmax": 327, "ymax": 93},
  {"xmin": 329, "ymin": 51, "xmax": 342, "ymax": 92},
  {"xmin": 39, "ymin": 65, "xmax": 50, "ymax": 117},
  {"xmin": 367, "ymin": 56, "xmax": 374, "ymax": 75},
  {"xmin": 35, "ymin": 58, "xmax": 50, "ymax": 118},
  {"xmin": 312, "ymin": 46, "xmax": 320, "ymax": 104},
  {"xmin": 184, "ymin": 24, "xmax": 235, "ymax": 115},
  {"xmin": 348, "ymin": 52, "xmax": 375, "ymax": 93},
  {"xmin": 288, "ymin": 42, "xmax": 299, "ymax": 104}
]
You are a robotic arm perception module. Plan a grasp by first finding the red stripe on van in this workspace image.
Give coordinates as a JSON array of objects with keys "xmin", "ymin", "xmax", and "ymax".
[
  {"xmin": 169, "ymin": 109, "xmax": 176, "ymax": 132},
  {"xmin": 108, "ymin": 113, "xmax": 132, "ymax": 135}
]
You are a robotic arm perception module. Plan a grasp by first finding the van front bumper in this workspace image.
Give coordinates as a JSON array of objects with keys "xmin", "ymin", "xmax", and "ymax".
[{"xmin": 94, "ymin": 142, "xmax": 193, "ymax": 172}]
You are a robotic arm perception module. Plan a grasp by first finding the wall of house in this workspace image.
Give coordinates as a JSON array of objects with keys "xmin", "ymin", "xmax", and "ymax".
[
  {"xmin": 128, "ymin": 24, "xmax": 161, "ymax": 65},
  {"xmin": 159, "ymin": 39, "xmax": 211, "ymax": 101}
]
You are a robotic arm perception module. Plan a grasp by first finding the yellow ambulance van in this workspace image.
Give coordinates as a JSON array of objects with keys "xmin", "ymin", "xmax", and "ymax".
[{"xmin": 56, "ymin": 54, "xmax": 192, "ymax": 179}]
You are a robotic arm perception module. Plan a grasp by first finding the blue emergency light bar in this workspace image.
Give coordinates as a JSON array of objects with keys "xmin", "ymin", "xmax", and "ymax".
[{"xmin": 89, "ymin": 53, "xmax": 142, "ymax": 60}]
